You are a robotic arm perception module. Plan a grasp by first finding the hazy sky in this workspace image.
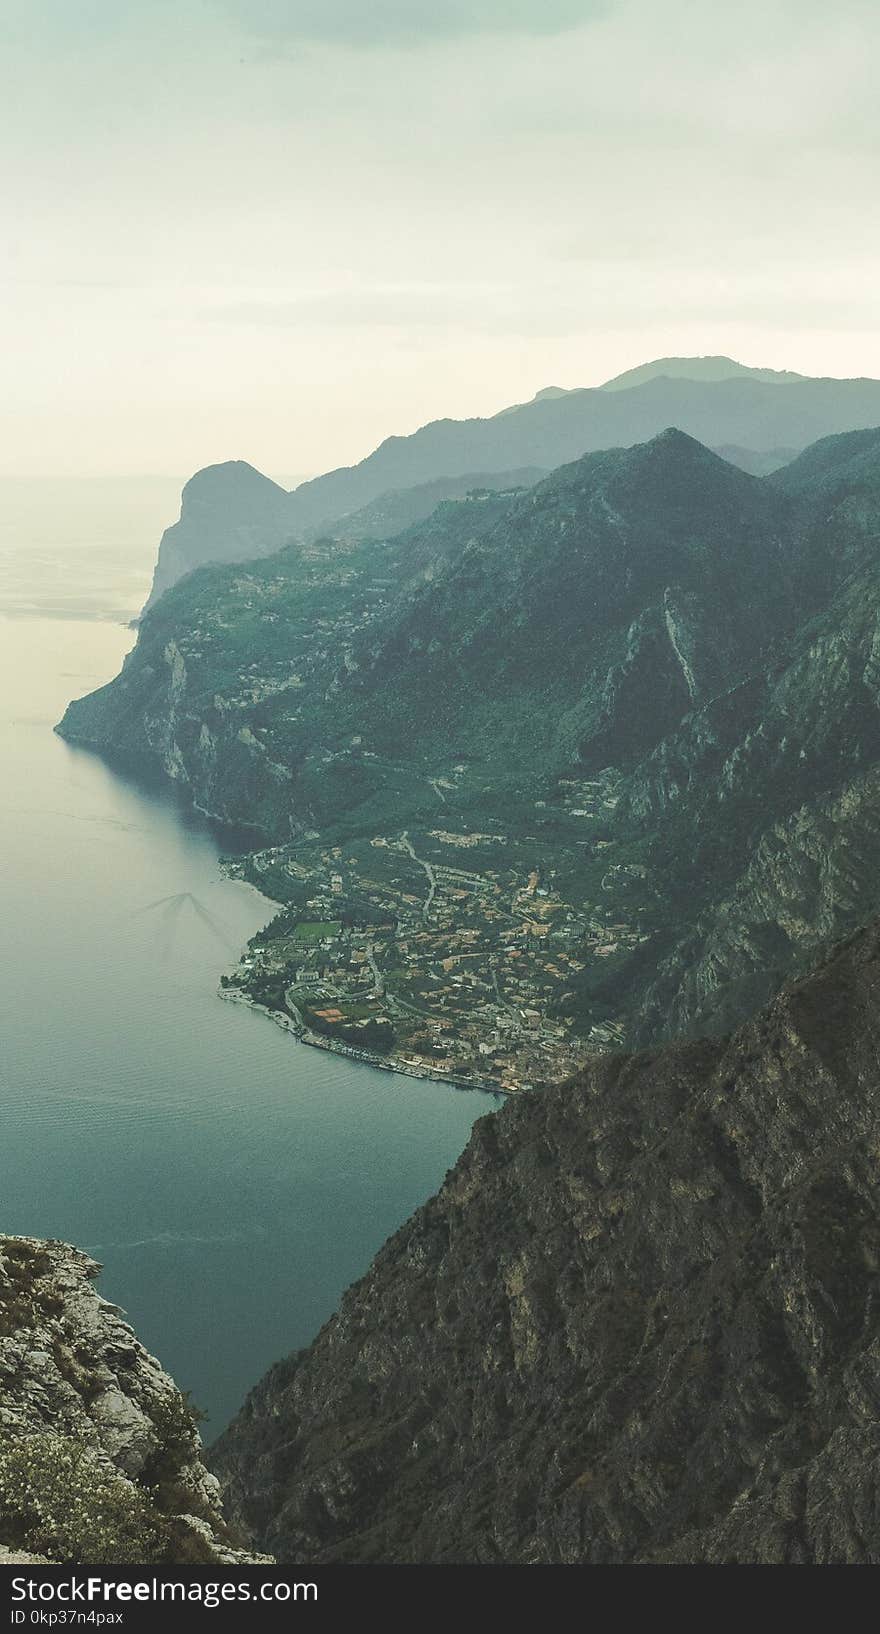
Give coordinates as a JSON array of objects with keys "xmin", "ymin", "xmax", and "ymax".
[{"xmin": 3, "ymin": 0, "xmax": 878, "ymax": 477}]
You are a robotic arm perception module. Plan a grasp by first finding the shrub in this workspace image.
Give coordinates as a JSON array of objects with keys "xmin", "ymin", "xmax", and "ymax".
[{"xmin": 0, "ymin": 1433, "xmax": 168, "ymax": 1564}]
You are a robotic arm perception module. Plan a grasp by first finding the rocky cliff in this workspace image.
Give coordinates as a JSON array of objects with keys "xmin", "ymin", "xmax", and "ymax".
[
  {"xmin": 212, "ymin": 914, "xmax": 880, "ymax": 1564},
  {"xmin": 143, "ymin": 461, "xmax": 295, "ymax": 615},
  {"xmin": 0, "ymin": 1237, "xmax": 269, "ymax": 1565}
]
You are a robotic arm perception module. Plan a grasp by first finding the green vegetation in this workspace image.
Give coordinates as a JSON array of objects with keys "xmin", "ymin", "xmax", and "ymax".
[
  {"xmin": 304, "ymin": 1007, "xmax": 395, "ymax": 1053},
  {"xmin": 0, "ymin": 1240, "xmax": 64, "ymax": 1337},
  {"xmin": 289, "ymin": 920, "xmax": 342, "ymax": 943},
  {"xmin": 0, "ymin": 1434, "xmax": 168, "ymax": 1564}
]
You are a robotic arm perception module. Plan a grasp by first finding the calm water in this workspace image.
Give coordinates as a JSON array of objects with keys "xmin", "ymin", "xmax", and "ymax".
[{"xmin": 0, "ymin": 487, "xmax": 493, "ymax": 1432}]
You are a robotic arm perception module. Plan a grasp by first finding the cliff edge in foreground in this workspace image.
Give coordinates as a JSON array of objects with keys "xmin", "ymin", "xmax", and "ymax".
[
  {"xmin": 0, "ymin": 1237, "xmax": 270, "ymax": 1565},
  {"xmin": 213, "ymin": 915, "xmax": 880, "ymax": 1565}
]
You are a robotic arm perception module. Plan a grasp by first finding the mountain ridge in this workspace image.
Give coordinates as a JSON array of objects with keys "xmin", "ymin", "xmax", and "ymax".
[
  {"xmin": 597, "ymin": 353, "xmax": 810, "ymax": 391},
  {"xmin": 141, "ymin": 362, "xmax": 880, "ymax": 607}
]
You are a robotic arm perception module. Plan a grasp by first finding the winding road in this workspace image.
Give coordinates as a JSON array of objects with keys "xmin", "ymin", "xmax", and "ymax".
[{"xmin": 401, "ymin": 832, "xmax": 437, "ymax": 921}]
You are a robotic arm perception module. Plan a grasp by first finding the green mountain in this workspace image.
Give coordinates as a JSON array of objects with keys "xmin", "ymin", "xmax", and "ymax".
[
  {"xmin": 58, "ymin": 425, "xmax": 880, "ymax": 1076},
  {"xmin": 212, "ymin": 912, "xmax": 880, "ymax": 1564}
]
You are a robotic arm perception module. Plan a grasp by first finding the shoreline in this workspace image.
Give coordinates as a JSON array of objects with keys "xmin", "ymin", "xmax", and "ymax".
[
  {"xmin": 54, "ymin": 732, "xmax": 506, "ymax": 1099},
  {"xmin": 218, "ymin": 984, "xmax": 508, "ymax": 1100},
  {"xmin": 55, "ymin": 737, "xmax": 517, "ymax": 1102}
]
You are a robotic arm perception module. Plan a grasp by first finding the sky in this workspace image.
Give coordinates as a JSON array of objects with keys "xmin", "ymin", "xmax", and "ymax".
[{"xmin": 2, "ymin": 0, "xmax": 879, "ymax": 478}]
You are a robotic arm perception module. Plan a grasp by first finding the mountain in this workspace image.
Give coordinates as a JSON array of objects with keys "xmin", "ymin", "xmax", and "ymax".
[
  {"xmin": 301, "ymin": 466, "xmax": 547, "ymax": 548},
  {"xmin": 598, "ymin": 354, "xmax": 809, "ymax": 392},
  {"xmin": 212, "ymin": 913, "xmax": 880, "ymax": 1564},
  {"xmin": 58, "ymin": 424, "xmax": 880, "ymax": 1086},
  {"xmin": 60, "ymin": 428, "xmax": 792, "ymax": 833},
  {"xmin": 141, "ymin": 362, "xmax": 880, "ymax": 606},
  {"xmin": 620, "ymin": 425, "xmax": 880, "ymax": 1042},
  {"xmin": 143, "ymin": 464, "xmax": 546, "ymax": 616},
  {"xmin": 0, "ymin": 1236, "xmax": 268, "ymax": 1566},
  {"xmin": 267, "ymin": 372, "xmax": 880, "ymax": 535},
  {"xmin": 143, "ymin": 461, "xmax": 294, "ymax": 614},
  {"xmin": 53, "ymin": 417, "xmax": 880, "ymax": 1564}
]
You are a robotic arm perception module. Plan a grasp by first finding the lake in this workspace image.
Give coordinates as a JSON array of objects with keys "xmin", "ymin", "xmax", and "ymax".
[{"xmin": 0, "ymin": 481, "xmax": 493, "ymax": 1432}]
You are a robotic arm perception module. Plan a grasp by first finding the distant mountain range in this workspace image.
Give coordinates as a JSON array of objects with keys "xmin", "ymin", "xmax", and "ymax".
[
  {"xmin": 142, "ymin": 357, "xmax": 880, "ymax": 610},
  {"xmin": 597, "ymin": 354, "xmax": 810, "ymax": 392}
]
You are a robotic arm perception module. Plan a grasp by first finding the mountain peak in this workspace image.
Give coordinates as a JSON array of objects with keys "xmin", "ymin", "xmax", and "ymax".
[
  {"xmin": 142, "ymin": 460, "xmax": 296, "ymax": 613},
  {"xmin": 627, "ymin": 425, "xmax": 741, "ymax": 475},
  {"xmin": 650, "ymin": 424, "xmax": 706, "ymax": 450},
  {"xmin": 600, "ymin": 356, "xmax": 808, "ymax": 393},
  {"xmin": 181, "ymin": 460, "xmax": 289, "ymax": 503}
]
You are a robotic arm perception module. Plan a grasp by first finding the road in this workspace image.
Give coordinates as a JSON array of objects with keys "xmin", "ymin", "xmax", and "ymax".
[{"xmin": 400, "ymin": 832, "xmax": 437, "ymax": 921}]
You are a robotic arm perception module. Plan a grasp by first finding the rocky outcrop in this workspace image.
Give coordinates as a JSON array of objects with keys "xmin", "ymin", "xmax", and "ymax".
[
  {"xmin": 143, "ymin": 461, "xmax": 295, "ymax": 614},
  {"xmin": 212, "ymin": 914, "xmax": 880, "ymax": 1564},
  {"xmin": 0, "ymin": 1237, "xmax": 270, "ymax": 1565}
]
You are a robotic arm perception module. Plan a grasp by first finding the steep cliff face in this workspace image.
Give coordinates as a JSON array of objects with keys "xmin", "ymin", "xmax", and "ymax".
[
  {"xmin": 212, "ymin": 916, "xmax": 880, "ymax": 1565},
  {"xmin": 143, "ymin": 461, "xmax": 295, "ymax": 614},
  {"xmin": 615, "ymin": 431, "xmax": 880, "ymax": 1041},
  {"xmin": 0, "ymin": 1237, "xmax": 269, "ymax": 1565}
]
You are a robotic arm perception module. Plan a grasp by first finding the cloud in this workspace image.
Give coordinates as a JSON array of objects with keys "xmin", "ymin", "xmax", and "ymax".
[{"xmin": 209, "ymin": 0, "xmax": 611, "ymax": 49}]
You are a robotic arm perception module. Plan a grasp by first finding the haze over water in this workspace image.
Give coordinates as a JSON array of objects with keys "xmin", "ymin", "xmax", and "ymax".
[{"xmin": 0, "ymin": 481, "xmax": 492, "ymax": 1431}]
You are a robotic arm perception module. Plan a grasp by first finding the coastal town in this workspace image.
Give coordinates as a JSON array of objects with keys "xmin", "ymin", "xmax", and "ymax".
[{"xmin": 221, "ymin": 771, "xmax": 657, "ymax": 1095}]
